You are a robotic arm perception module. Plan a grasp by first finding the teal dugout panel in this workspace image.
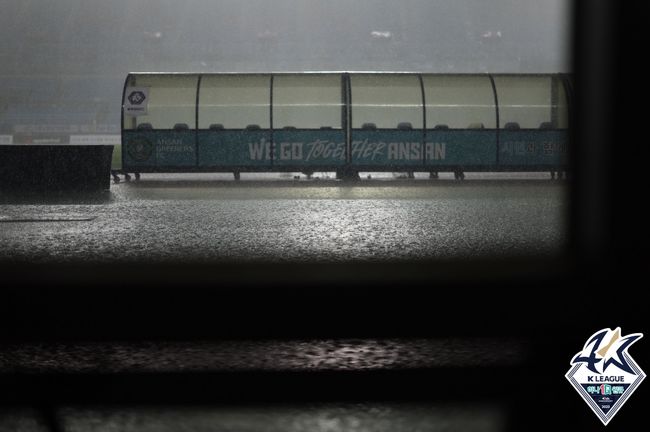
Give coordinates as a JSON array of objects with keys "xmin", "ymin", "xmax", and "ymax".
[
  {"xmin": 424, "ymin": 130, "xmax": 497, "ymax": 166},
  {"xmin": 499, "ymin": 130, "xmax": 568, "ymax": 166},
  {"xmin": 272, "ymin": 129, "xmax": 345, "ymax": 166},
  {"xmin": 350, "ymin": 130, "xmax": 424, "ymax": 167},
  {"xmin": 123, "ymin": 130, "xmax": 196, "ymax": 169},
  {"xmin": 198, "ymin": 130, "xmax": 271, "ymax": 167}
]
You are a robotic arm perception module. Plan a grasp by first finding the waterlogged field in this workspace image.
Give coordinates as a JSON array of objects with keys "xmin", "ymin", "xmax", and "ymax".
[{"xmin": 0, "ymin": 173, "xmax": 566, "ymax": 263}]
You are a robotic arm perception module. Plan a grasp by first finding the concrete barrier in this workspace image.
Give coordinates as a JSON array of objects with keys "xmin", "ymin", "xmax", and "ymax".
[{"xmin": 0, "ymin": 145, "xmax": 113, "ymax": 192}]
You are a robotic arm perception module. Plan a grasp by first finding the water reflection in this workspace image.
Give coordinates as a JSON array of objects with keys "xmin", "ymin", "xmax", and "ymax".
[
  {"xmin": 0, "ymin": 174, "xmax": 566, "ymax": 263},
  {"xmin": 60, "ymin": 403, "xmax": 506, "ymax": 432},
  {"xmin": 0, "ymin": 403, "xmax": 507, "ymax": 432},
  {"xmin": 1, "ymin": 338, "xmax": 526, "ymax": 373}
]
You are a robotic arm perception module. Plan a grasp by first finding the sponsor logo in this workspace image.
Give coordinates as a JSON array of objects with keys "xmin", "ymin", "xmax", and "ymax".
[
  {"xmin": 566, "ymin": 327, "xmax": 645, "ymax": 425},
  {"xmin": 124, "ymin": 87, "xmax": 149, "ymax": 116},
  {"xmin": 127, "ymin": 90, "xmax": 146, "ymax": 105}
]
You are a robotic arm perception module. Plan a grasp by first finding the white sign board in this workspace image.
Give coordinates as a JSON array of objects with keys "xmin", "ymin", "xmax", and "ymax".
[
  {"xmin": 124, "ymin": 87, "xmax": 149, "ymax": 116},
  {"xmin": 0, "ymin": 135, "xmax": 13, "ymax": 145},
  {"xmin": 69, "ymin": 135, "xmax": 121, "ymax": 145}
]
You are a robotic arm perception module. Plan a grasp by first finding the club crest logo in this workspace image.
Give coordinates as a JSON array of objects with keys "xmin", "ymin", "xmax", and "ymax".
[
  {"xmin": 566, "ymin": 327, "xmax": 645, "ymax": 425},
  {"xmin": 127, "ymin": 137, "xmax": 154, "ymax": 162}
]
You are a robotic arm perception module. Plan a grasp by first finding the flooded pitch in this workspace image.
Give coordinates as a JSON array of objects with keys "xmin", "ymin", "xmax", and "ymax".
[{"xmin": 0, "ymin": 172, "xmax": 567, "ymax": 263}]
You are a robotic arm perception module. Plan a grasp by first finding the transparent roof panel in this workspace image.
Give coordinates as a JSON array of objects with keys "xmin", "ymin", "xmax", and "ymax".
[
  {"xmin": 422, "ymin": 75, "xmax": 496, "ymax": 129},
  {"xmin": 199, "ymin": 75, "xmax": 271, "ymax": 129},
  {"xmin": 556, "ymin": 77, "xmax": 569, "ymax": 129},
  {"xmin": 493, "ymin": 75, "xmax": 568, "ymax": 129},
  {"xmin": 273, "ymin": 74, "xmax": 343, "ymax": 129},
  {"xmin": 350, "ymin": 74, "xmax": 422, "ymax": 129},
  {"xmin": 123, "ymin": 74, "xmax": 198, "ymax": 130}
]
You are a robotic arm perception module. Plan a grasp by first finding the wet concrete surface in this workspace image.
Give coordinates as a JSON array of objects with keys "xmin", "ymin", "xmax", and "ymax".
[{"xmin": 0, "ymin": 172, "xmax": 567, "ymax": 263}]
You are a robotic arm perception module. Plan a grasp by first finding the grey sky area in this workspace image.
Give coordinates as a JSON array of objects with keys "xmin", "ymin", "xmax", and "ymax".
[{"xmin": 0, "ymin": 0, "xmax": 570, "ymax": 131}]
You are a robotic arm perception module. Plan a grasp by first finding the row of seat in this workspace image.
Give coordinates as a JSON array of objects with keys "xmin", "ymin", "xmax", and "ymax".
[
  {"xmin": 504, "ymin": 121, "xmax": 554, "ymax": 130},
  {"xmin": 134, "ymin": 122, "xmax": 556, "ymax": 131},
  {"xmin": 135, "ymin": 123, "xmax": 333, "ymax": 131}
]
